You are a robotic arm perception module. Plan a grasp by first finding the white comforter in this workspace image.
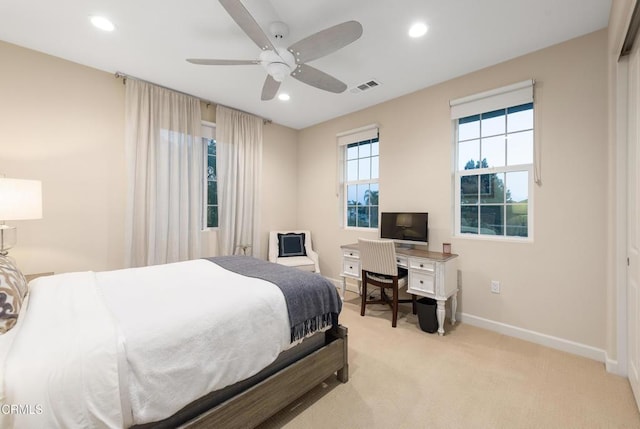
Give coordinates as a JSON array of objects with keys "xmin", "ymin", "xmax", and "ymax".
[{"xmin": 1, "ymin": 259, "xmax": 291, "ymax": 428}]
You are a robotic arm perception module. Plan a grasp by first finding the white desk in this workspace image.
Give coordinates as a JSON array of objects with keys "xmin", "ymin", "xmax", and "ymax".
[{"xmin": 340, "ymin": 243, "xmax": 459, "ymax": 335}]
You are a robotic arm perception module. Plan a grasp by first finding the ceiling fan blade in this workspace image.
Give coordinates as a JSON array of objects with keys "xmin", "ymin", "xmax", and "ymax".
[
  {"xmin": 291, "ymin": 64, "xmax": 347, "ymax": 94},
  {"xmin": 261, "ymin": 75, "xmax": 281, "ymax": 100},
  {"xmin": 288, "ymin": 21, "xmax": 363, "ymax": 64},
  {"xmin": 186, "ymin": 59, "xmax": 260, "ymax": 65},
  {"xmin": 219, "ymin": 0, "xmax": 275, "ymax": 51}
]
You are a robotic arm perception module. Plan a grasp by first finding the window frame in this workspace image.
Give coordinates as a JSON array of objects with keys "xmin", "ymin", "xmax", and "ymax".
[
  {"xmin": 202, "ymin": 121, "xmax": 218, "ymax": 230},
  {"xmin": 453, "ymin": 103, "xmax": 535, "ymax": 242},
  {"xmin": 343, "ymin": 137, "xmax": 380, "ymax": 230}
]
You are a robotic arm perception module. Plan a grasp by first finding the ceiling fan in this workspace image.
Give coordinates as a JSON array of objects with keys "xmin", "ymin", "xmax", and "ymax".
[{"xmin": 187, "ymin": 0, "xmax": 363, "ymax": 100}]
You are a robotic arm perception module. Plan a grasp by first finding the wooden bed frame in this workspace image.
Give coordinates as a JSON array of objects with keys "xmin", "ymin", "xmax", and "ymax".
[{"xmin": 178, "ymin": 325, "xmax": 348, "ymax": 429}]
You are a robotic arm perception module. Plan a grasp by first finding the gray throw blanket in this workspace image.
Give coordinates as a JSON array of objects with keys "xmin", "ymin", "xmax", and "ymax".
[{"xmin": 204, "ymin": 256, "xmax": 342, "ymax": 343}]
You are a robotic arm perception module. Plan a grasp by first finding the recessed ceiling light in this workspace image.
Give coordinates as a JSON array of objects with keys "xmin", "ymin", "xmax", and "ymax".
[
  {"xmin": 278, "ymin": 93, "xmax": 290, "ymax": 101},
  {"xmin": 409, "ymin": 22, "xmax": 428, "ymax": 38},
  {"xmin": 90, "ymin": 16, "xmax": 115, "ymax": 32}
]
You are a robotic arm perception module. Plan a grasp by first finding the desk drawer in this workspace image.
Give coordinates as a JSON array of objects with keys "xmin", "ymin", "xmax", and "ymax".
[
  {"xmin": 343, "ymin": 259, "xmax": 361, "ymax": 277},
  {"xmin": 343, "ymin": 249, "xmax": 360, "ymax": 259},
  {"xmin": 409, "ymin": 258, "xmax": 435, "ymax": 272},
  {"xmin": 395, "ymin": 255, "xmax": 408, "ymax": 268},
  {"xmin": 409, "ymin": 271, "xmax": 435, "ymax": 294}
]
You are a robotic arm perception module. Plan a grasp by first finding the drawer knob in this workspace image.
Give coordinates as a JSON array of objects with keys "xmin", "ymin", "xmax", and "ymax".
[
  {"xmin": 420, "ymin": 280, "xmax": 424, "ymax": 284},
  {"xmin": 420, "ymin": 264, "xmax": 424, "ymax": 267},
  {"xmin": 349, "ymin": 266, "xmax": 353, "ymax": 269}
]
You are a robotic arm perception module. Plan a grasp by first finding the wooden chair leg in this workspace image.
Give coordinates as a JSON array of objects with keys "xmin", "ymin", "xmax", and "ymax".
[
  {"xmin": 360, "ymin": 277, "xmax": 368, "ymax": 317},
  {"xmin": 392, "ymin": 284, "xmax": 399, "ymax": 328},
  {"xmin": 412, "ymin": 294, "xmax": 417, "ymax": 314}
]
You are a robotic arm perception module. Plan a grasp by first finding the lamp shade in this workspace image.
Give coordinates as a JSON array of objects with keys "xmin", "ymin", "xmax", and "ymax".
[{"xmin": 0, "ymin": 178, "xmax": 43, "ymax": 220}]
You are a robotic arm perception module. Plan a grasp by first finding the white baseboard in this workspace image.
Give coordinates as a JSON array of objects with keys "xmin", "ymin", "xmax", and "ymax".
[
  {"xmin": 458, "ymin": 312, "xmax": 608, "ymax": 365},
  {"xmin": 606, "ymin": 354, "xmax": 627, "ymax": 376},
  {"xmin": 327, "ymin": 277, "xmax": 343, "ymax": 290},
  {"xmin": 327, "ymin": 277, "xmax": 360, "ymax": 294},
  {"xmin": 329, "ymin": 279, "xmax": 613, "ymax": 371}
]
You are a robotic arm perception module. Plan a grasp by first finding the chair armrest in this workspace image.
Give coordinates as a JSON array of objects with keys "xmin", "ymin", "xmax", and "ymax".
[{"xmin": 306, "ymin": 248, "xmax": 320, "ymax": 274}]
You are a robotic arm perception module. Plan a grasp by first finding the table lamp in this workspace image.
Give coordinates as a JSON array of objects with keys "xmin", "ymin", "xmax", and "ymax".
[{"xmin": 0, "ymin": 178, "xmax": 42, "ymax": 256}]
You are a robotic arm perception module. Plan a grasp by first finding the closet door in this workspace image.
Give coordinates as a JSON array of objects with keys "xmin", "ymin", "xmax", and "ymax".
[{"xmin": 626, "ymin": 27, "xmax": 640, "ymax": 411}]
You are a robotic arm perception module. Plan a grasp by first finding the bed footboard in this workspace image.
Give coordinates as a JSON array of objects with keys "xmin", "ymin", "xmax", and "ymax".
[{"xmin": 179, "ymin": 324, "xmax": 348, "ymax": 429}]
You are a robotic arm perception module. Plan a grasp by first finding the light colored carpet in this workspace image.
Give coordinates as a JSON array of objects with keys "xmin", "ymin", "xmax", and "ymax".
[{"xmin": 258, "ymin": 291, "xmax": 640, "ymax": 429}]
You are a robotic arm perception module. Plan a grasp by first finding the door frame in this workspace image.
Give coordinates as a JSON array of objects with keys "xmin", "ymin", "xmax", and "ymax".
[{"xmin": 613, "ymin": 54, "xmax": 629, "ymax": 377}]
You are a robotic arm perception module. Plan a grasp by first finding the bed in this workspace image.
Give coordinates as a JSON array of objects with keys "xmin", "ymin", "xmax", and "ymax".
[{"xmin": 0, "ymin": 256, "xmax": 348, "ymax": 429}]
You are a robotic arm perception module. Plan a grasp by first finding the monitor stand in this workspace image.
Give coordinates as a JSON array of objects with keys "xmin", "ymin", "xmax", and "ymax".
[{"xmin": 396, "ymin": 243, "xmax": 415, "ymax": 250}]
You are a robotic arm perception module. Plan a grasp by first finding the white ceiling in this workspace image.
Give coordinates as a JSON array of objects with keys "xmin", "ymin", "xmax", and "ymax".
[{"xmin": 0, "ymin": 0, "xmax": 611, "ymax": 129}]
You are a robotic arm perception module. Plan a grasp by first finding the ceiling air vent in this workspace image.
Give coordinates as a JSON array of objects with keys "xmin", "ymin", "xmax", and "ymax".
[{"xmin": 350, "ymin": 79, "xmax": 382, "ymax": 93}]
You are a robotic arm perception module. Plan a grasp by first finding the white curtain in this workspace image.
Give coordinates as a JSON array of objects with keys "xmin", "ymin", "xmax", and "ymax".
[
  {"xmin": 216, "ymin": 105, "xmax": 263, "ymax": 256},
  {"xmin": 124, "ymin": 79, "xmax": 203, "ymax": 267}
]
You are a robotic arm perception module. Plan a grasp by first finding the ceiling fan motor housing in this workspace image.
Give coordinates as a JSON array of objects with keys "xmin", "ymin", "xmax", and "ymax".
[{"xmin": 269, "ymin": 21, "xmax": 289, "ymax": 39}]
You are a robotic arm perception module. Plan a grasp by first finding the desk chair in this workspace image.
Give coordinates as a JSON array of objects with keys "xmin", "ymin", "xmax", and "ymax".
[{"xmin": 359, "ymin": 238, "xmax": 417, "ymax": 327}]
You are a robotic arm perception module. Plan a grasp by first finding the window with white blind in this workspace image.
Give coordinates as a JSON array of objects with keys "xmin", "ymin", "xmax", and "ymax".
[
  {"xmin": 451, "ymin": 80, "xmax": 535, "ymax": 240},
  {"xmin": 338, "ymin": 125, "xmax": 379, "ymax": 229}
]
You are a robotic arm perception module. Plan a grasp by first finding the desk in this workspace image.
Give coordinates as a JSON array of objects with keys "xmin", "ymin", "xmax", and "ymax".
[{"xmin": 340, "ymin": 243, "xmax": 459, "ymax": 335}]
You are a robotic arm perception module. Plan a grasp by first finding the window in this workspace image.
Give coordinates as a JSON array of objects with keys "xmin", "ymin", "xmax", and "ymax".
[
  {"xmin": 346, "ymin": 138, "xmax": 379, "ymax": 228},
  {"xmin": 338, "ymin": 125, "xmax": 380, "ymax": 229},
  {"xmin": 452, "ymin": 81, "xmax": 534, "ymax": 239},
  {"xmin": 202, "ymin": 122, "xmax": 218, "ymax": 228}
]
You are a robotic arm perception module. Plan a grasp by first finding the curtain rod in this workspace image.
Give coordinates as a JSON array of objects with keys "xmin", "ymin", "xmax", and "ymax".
[{"xmin": 114, "ymin": 71, "xmax": 272, "ymax": 124}]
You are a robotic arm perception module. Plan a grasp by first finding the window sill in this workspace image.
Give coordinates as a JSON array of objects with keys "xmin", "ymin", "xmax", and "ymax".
[
  {"xmin": 454, "ymin": 233, "xmax": 533, "ymax": 244},
  {"xmin": 344, "ymin": 226, "xmax": 378, "ymax": 232}
]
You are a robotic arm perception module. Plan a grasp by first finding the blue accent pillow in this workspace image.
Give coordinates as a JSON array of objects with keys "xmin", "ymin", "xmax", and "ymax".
[{"xmin": 277, "ymin": 233, "xmax": 307, "ymax": 258}]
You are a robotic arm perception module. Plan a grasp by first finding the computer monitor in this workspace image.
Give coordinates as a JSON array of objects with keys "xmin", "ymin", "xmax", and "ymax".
[{"xmin": 379, "ymin": 212, "xmax": 428, "ymax": 248}]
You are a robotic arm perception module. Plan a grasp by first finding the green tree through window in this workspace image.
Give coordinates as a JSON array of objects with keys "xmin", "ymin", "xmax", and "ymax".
[{"xmin": 205, "ymin": 137, "xmax": 218, "ymax": 228}]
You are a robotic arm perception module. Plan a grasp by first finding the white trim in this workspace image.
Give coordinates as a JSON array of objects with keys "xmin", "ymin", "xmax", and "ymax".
[
  {"xmin": 450, "ymin": 80, "xmax": 534, "ymax": 120},
  {"xmin": 457, "ymin": 312, "xmax": 607, "ymax": 364},
  {"xmin": 615, "ymin": 57, "xmax": 629, "ymax": 377},
  {"xmin": 337, "ymin": 123, "xmax": 379, "ymax": 146},
  {"xmin": 606, "ymin": 354, "xmax": 622, "ymax": 375}
]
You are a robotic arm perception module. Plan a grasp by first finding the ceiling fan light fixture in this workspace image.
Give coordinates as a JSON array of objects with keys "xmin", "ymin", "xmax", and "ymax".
[
  {"xmin": 278, "ymin": 93, "xmax": 290, "ymax": 101},
  {"xmin": 409, "ymin": 22, "xmax": 428, "ymax": 38},
  {"xmin": 90, "ymin": 15, "xmax": 115, "ymax": 32},
  {"xmin": 266, "ymin": 62, "xmax": 291, "ymax": 82}
]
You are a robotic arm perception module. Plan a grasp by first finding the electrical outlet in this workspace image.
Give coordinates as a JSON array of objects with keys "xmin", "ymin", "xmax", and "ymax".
[{"xmin": 491, "ymin": 280, "xmax": 500, "ymax": 294}]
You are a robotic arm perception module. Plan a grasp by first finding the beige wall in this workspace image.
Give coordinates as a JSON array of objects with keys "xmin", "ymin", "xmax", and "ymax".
[
  {"xmin": 0, "ymin": 40, "xmax": 126, "ymax": 275},
  {"xmin": 0, "ymin": 40, "xmax": 300, "ymax": 274},
  {"xmin": 297, "ymin": 30, "xmax": 609, "ymax": 350},
  {"xmin": 260, "ymin": 123, "xmax": 299, "ymax": 257}
]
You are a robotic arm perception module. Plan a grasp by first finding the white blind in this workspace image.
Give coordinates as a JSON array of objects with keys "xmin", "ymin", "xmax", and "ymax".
[
  {"xmin": 201, "ymin": 120, "xmax": 216, "ymax": 139},
  {"xmin": 450, "ymin": 80, "xmax": 534, "ymax": 120},
  {"xmin": 337, "ymin": 124, "xmax": 379, "ymax": 146}
]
